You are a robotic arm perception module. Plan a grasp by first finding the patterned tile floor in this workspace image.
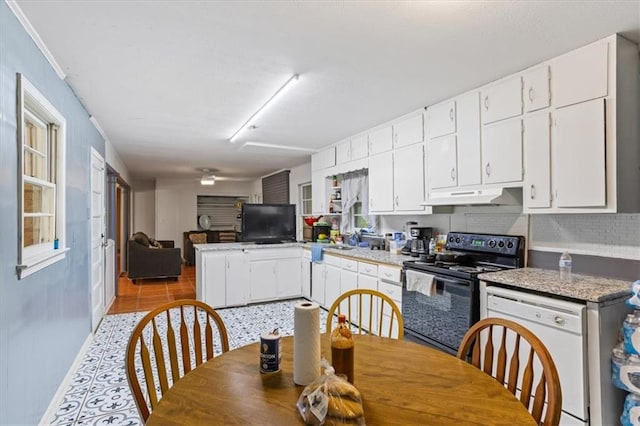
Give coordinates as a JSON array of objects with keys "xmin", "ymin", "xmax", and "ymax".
[{"xmin": 51, "ymin": 299, "xmax": 329, "ymax": 426}]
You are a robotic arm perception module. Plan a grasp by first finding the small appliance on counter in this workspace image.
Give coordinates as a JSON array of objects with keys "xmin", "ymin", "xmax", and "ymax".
[
  {"xmin": 401, "ymin": 227, "xmax": 433, "ymax": 256},
  {"xmin": 312, "ymin": 222, "xmax": 331, "ymax": 242}
]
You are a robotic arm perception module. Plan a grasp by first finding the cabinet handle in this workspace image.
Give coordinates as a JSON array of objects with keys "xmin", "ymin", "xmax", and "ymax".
[
  {"xmin": 484, "ymin": 96, "xmax": 489, "ymax": 110},
  {"xmin": 449, "ymin": 108, "xmax": 454, "ymax": 121},
  {"xmin": 395, "ymin": 196, "xmax": 399, "ymax": 206},
  {"xmin": 554, "ymin": 316, "xmax": 565, "ymax": 326},
  {"xmin": 528, "ymin": 87, "xmax": 534, "ymax": 102},
  {"xmin": 451, "ymin": 168, "xmax": 456, "ymax": 181},
  {"xmin": 485, "ymin": 163, "xmax": 491, "ymax": 176},
  {"xmin": 530, "ymin": 184, "xmax": 535, "ymax": 199}
]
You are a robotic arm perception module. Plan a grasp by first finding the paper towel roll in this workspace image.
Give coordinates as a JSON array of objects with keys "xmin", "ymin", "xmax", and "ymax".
[{"xmin": 293, "ymin": 301, "xmax": 321, "ymax": 385}]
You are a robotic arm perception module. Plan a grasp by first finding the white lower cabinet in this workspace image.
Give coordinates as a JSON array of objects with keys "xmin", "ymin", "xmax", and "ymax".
[
  {"xmin": 200, "ymin": 251, "xmax": 250, "ymax": 308},
  {"xmin": 311, "ymin": 262, "xmax": 325, "ymax": 306},
  {"xmin": 302, "ymin": 250, "xmax": 311, "ymax": 299},
  {"xmin": 198, "ymin": 248, "xmax": 302, "ymax": 308},
  {"xmin": 324, "ymin": 263, "xmax": 341, "ymax": 309},
  {"xmin": 377, "ymin": 265, "xmax": 403, "ymax": 338}
]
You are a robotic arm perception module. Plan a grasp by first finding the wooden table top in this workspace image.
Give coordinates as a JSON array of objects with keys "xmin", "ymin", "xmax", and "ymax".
[{"xmin": 147, "ymin": 335, "xmax": 536, "ymax": 425}]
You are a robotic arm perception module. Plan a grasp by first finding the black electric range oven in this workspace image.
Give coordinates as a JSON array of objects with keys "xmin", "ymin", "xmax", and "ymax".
[{"xmin": 402, "ymin": 232, "xmax": 525, "ymax": 355}]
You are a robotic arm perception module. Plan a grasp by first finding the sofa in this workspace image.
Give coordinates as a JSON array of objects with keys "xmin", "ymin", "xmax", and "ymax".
[
  {"xmin": 183, "ymin": 230, "xmax": 239, "ymax": 266},
  {"xmin": 128, "ymin": 232, "xmax": 182, "ymax": 283}
]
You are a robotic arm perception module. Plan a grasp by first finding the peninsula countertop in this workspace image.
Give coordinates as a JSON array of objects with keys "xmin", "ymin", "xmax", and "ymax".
[
  {"xmin": 195, "ymin": 242, "xmax": 409, "ymax": 267},
  {"xmin": 479, "ymin": 267, "xmax": 632, "ymax": 303}
]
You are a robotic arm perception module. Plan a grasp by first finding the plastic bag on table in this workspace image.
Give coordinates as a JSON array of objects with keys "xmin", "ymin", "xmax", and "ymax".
[{"xmin": 297, "ymin": 358, "xmax": 366, "ymax": 425}]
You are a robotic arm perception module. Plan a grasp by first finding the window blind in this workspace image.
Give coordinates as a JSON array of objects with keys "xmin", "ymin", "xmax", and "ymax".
[
  {"xmin": 262, "ymin": 170, "xmax": 290, "ymax": 204},
  {"xmin": 196, "ymin": 196, "xmax": 246, "ymax": 230}
]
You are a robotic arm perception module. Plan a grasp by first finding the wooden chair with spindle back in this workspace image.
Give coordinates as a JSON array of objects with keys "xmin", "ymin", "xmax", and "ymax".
[
  {"xmin": 125, "ymin": 299, "xmax": 230, "ymax": 423},
  {"xmin": 326, "ymin": 289, "xmax": 404, "ymax": 339},
  {"xmin": 456, "ymin": 317, "xmax": 562, "ymax": 426}
]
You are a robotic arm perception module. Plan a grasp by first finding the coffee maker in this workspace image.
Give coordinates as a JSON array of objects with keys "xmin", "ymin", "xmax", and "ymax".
[{"xmin": 401, "ymin": 227, "xmax": 433, "ymax": 256}]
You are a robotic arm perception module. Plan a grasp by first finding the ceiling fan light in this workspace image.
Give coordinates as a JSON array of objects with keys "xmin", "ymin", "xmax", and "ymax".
[{"xmin": 200, "ymin": 175, "xmax": 215, "ymax": 185}]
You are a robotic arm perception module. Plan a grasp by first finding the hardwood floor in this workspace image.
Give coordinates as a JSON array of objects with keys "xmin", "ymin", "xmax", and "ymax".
[{"xmin": 108, "ymin": 265, "xmax": 196, "ymax": 314}]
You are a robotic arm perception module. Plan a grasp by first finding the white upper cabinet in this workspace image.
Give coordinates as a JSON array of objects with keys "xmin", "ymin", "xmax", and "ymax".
[
  {"xmin": 456, "ymin": 91, "xmax": 482, "ymax": 187},
  {"xmin": 481, "ymin": 75, "xmax": 523, "ymax": 124},
  {"xmin": 368, "ymin": 151, "xmax": 394, "ymax": 213},
  {"xmin": 393, "ymin": 144, "xmax": 425, "ymax": 211},
  {"xmin": 393, "ymin": 113, "xmax": 424, "ymax": 148},
  {"xmin": 369, "ymin": 125, "xmax": 393, "ymax": 155},
  {"xmin": 336, "ymin": 140, "xmax": 351, "ymax": 164},
  {"xmin": 311, "ymin": 171, "xmax": 327, "ymax": 214},
  {"xmin": 552, "ymin": 41, "xmax": 608, "ymax": 109},
  {"xmin": 523, "ymin": 112, "xmax": 551, "ymax": 208},
  {"xmin": 350, "ymin": 134, "xmax": 369, "ymax": 160},
  {"xmin": 482, "ymin": 118, "xmax": 523, "ymax": 184},
  {"xmin": 426, "ymin": 101, "xmax": 456, "ymax": 139},
  {"xmin": 427, "ymin": 135, "xmax": 457, "ymax": 190},
  {"xmin": 554, "ymin": 98, "xmax": 606, "ymax": 208},
  {"xmin": 523, "ymin": 66, "xmax": 550, "ymax": 113},
  {"xmin": 311, "ymin": 147, "xmax": 336, "ymax": 170}
]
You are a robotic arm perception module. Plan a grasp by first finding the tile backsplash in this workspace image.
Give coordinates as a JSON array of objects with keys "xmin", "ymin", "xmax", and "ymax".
[{"xmin": 379, "ymin": 209, "xmax": 640, "ymax": 261}]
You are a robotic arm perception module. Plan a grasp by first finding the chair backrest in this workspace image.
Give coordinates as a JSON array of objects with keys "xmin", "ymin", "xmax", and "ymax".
[
  {"xmin": 456, "ymin": 317, "xmax": 562, "ymax": 426},
  {"xmin": 126, "ymin": 299, "xmax": 230, "ymax": 423},
  {"xmin": 326, "ymin": 289, "xmax": 404, "ymax": 339}
]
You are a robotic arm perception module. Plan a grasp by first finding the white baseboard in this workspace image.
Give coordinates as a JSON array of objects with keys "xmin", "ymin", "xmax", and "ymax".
[{"xmin": 39, "ymin": 332, "xmax": 94, "ymax": 425}]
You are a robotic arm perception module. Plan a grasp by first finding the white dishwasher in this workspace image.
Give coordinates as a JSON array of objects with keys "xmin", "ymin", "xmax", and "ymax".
[{"xmin": 484, "ymin": 286, "xmax": 588, "ymax": 426}]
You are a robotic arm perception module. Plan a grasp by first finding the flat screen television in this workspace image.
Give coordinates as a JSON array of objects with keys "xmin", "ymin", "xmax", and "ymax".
[{"xmin": 241, "ymin": 203, "xmax": 297, "ymax": 244}]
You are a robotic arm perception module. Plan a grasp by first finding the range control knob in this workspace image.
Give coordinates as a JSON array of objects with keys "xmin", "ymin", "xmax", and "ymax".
[
  {"xmin": 507, "ymin": 241, "xmax": 514, "ymax": 249},
  {"xmin": 449, "ymin": 236, "xmax": 454, "ymax": 243},
  {"xmin": 498, "ymin": 241, "xmax": 505, "ymax": 248},
  {"xmin": 488, "ymin": 240, "xmax": 496, "ymax": 248},
  {"xmin": 455, "ymin": 237, "xmax": 461, "ymax": 244}
]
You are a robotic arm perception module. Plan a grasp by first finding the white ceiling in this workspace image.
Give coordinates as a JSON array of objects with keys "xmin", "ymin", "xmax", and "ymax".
[{"xmin": 14, "ymin": 1, "xmax": 640, "ymax": 182}]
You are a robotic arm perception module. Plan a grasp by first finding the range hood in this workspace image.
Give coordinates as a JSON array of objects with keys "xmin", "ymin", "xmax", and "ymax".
[{"xmin": 421, "ymin": 187, "xmax": 522, "ymax": 206}]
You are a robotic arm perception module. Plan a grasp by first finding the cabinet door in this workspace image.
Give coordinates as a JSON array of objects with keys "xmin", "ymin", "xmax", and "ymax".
[
  {"xmin": 368, "ymin": 152, "xmax": 394, "ymax": 213},
  {"xmin": 456, "ymin": 91, "xmax": 482, "ymax": 186},
  {"xmin": 482, "ymin": 118, "xmax": 523, "ymax": 184},
  {"xmin": 393, "ymin": 144, "xmax": 425, "ymax": 211},
  {"xmin": 369, "ymin": 126, "xmax": 393, "ymax": 155},
  {"xmin": 350, "ymin": 134, "xmax": 369, "ymax": 160},
  {"xmin": 552, "ymin": 41, "xmax": 608, "ymax": 108},
  {"xmin": 357, "ymin": 274, "xmax": 378, "ymax": 332},
  {"xmin": 336, "ymin": 140, "xmax": 351, "ymax": 164},
  {"xmin": 277, "ymin": 258, "xmax": 302, "ymax": 298},
  {"xmin": 554, "ymin": 99, "xmax": 606, "ymax": 207},
  {"xmin": 524, "ymin": 113, "xmax": 551, "ymax": 208},
  {"xmin": 311, "ymin": 171, "xmax": 326, "ymax": 214},
  {"xmin": 426, "ymin": 100, "xmax": 456, "ymax": 139},
  {"xmin": 302, "ymin": 259, "xmax": 311, "ymax": 299},
  {"xmin": 427, "ymin": 135, "xmax": 458, "ymax": 190},
  {"xmin": 202, "ymin": 253, "xmax": 226, "ymax": 308},
  {"xmin": 226, "ymin": 252, "xmax": 250, "ymax": 306},
  {"xmin": 311, "ymin": 147, "xmax": 336, "ymax": 170},
  {"xmin": 324, "ymin": 264, "xmax": 342, "ymax": 309},
  {"xmin": 481, "ymin": 76, "xmax": 522, "ymax": 124},
  {"xmin": 523, "ymin": 66, "xmax": 550, "ymax": 113},
  {"xmin": 311, "ymin": 263, "xmax": 325, "ymax": 306},
  {"xmin": 249, "ymin": 260, "xmax": 277, "ymax": 302},
  {"xmin": 393, "ymin": 113, "xmax": 424, "ymax": 148}
]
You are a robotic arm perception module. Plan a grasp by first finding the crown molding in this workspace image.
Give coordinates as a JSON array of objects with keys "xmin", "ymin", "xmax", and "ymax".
[
  {"xmin": 89, "ymin": 115, "xmax": 109, "ymax": 142},
  {"xmin": 5, "ymin": 0, "xmax": 66, "ymax": 80}
]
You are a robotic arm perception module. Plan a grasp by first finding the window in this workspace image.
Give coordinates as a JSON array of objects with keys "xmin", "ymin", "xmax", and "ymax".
[
  {"xmin": 17, "ymin": 73, "xmax": 67, "ymax": 279},
  {"xmin": 352, "ymin": 198, "xmax": 369, "ymax": 229},
  {"xmin": 300, "ymin": 183, "xmax": 312, "ymax": 216}
]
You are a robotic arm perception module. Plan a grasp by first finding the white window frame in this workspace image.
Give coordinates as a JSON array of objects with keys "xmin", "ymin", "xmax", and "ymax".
[{"xmin": 17, "ymin": 73, "xmax": 67, "ymax": 279}]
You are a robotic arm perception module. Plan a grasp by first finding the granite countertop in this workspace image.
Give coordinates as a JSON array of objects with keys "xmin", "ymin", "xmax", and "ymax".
[
  {"xmin": 195, "ymin": 242, "xmax": 408, "ymax": 267},
  {"xmin": 321, "ymin": 246, "xmax": 407, "ymax": 267},
  {"xmin": 194, "ymin": 242, "xmax": 303, "ymax": 251},
  {"xmin": 478, "ymin": 267, "xmax": 632, "ymax": 303}
]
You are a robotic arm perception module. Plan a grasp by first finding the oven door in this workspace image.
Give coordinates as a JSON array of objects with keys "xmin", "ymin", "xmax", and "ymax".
[{"xmin": 402, "ymin": 270, "xmax": 478, "ymax": 355}]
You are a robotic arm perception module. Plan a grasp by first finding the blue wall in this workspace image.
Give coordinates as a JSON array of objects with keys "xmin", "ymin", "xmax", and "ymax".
[{"xmin": 0, "ymin": 2, "xmax": 105, "ymax": 424}]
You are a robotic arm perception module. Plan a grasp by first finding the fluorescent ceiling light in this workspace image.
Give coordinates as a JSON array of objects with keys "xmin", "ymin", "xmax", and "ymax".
[
  {"xmin": 240, "ymin": 141, "xmax": 316, "ymax": 153},
  {"xmin": 229, "ymin": 74, "xmax": 299, "ymax": 143}
]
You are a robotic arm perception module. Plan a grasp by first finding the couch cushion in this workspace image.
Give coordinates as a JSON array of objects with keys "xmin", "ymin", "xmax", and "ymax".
[
  {"xmin": 133, "ymin": 232, "xmax": 150, "ymax": 247},
  {"xmin": 189, "ymin": 233, "xmax": 207, "ymax": 244}
]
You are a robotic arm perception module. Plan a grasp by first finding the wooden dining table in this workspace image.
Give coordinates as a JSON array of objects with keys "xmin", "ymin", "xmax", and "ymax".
[{"xmin": 146, "ymin": 334, "xmax": 536, "ymax": 425}]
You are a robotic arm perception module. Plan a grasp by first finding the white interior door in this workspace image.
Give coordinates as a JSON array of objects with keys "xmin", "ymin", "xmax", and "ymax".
[{"xmin": 90, "ymin": 148, "xmax": 106, "ymax": 332}]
